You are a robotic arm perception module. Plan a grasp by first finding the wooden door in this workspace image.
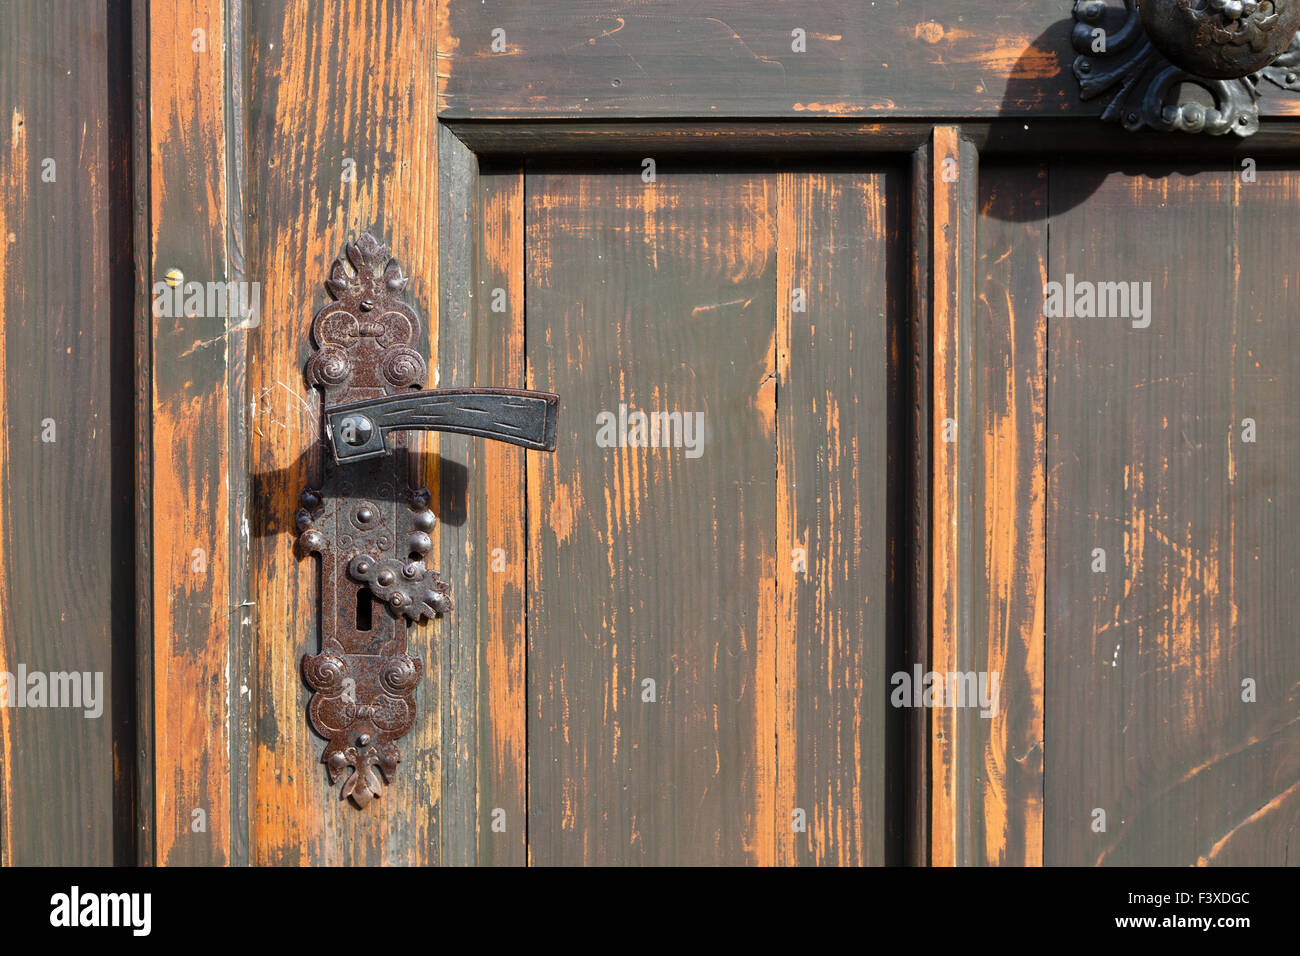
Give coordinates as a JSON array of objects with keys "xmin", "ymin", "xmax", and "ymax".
[{"xmin": 1, "ymin": 0, "xmax": 1296, "ymax": 867}]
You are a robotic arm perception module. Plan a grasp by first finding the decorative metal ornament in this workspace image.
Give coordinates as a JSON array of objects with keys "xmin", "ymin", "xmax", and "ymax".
[
  {"xmin": 296, "ymin": 233, "xmax": 558, "ymax": 808},
  {"xmin": 1072, "ymin": 0, "xmax": 1300, "ymax": 135}
]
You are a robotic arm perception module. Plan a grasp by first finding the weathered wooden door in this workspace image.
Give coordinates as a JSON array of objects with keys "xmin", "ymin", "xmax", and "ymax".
[{"xmin": 2, "ymin": 0, "xmax": 1297, "ymax": 866}]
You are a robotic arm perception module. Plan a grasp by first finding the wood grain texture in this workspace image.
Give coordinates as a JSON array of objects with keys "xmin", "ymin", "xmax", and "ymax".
[
  {"xmin": 438, "ymin": 1, "xmax": 1300, "ymax": 120},
  {"xmin": 1045, "ymin": 163, "xmax": 1300, "ymax": 865},
  {"xmin": 929, "ymin": 127, "xmax": 978, "ymax": 867},
  {"xmin": 775, "ymin": 169, "xmax": 898, "ymax": 865},
  {"xmin": 971, "ymin": 163, "xmax": 1046, "ymax": 866},
  {"xmin": 224, "ymin": 0, "xmax": 254, "ymax": 866},
  {"xmin": 434, "ymin": 129, "xmax": 474, "ymax": 865},
  {"xmin": 475, "ymin": 167, "xmax": 527, "ymax": 866},
  {"xmin": 523, "ymin": 164, "xmax": 901, "ymax": 864},
  {"xmin": 130, "ymin": 0, "xmax": 157, "ymax": 867},
  {"xmin": 906, "ymin": 142, "xmax": 933, "ymax": 866},
  {"xmin": 448, "ymin": 120, "xmax": 1300, "ymax": 160},
  {"xmin": 1219, "ymin": 168, "xmax": 1300, "ymax": 865},
  {"xmin": 148, "ymin": 0, "xmax": 233, "ymax": 867},
  {"xmin": 0, "ymin": 0, "xmax": 134, "ymax": 865},
  {"xmin": 525, "ymin": 169, "xmax": 780, "ymax": 865},
  {"xmin": 246, "ymin": 0, "xmax": 441, "ymax": 864}
]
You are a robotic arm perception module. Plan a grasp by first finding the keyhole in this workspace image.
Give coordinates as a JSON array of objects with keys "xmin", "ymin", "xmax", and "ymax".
[{"xmin": 356, "ymin": 588, "xmax": 373, "ymax": 632}]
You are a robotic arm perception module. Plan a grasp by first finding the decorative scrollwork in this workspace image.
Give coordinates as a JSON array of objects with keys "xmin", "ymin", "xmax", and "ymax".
[
  {"xmin": 347, "ymin": 553, "xmax": 453, "ymax": 622},
  {"xmin": 1072, "ymin": 0, "xmax": 1300, "ymax": 135},
  {"xmin": 307, "ymin": 232, "xmax": 425, "ymax": 399},
  {"xmin": 380, "ymin": 345, "xmax": 428, "ymax": 389},
  {"xmin": 296, "ymin": 234, "xmax": 442, "ymax": 810},
  {"xmin": 304, "ymin": 648, "xmax": 421, "ymax": 809}
]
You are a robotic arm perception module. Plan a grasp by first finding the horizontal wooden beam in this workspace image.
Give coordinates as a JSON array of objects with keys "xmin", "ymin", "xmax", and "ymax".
[
  {"xmin": 438, "ymin": 2, "xmax": 1300, "ymax": 122},
  {"xmin": 446, "ymin": 119, "xmax": 1300, "ymax": 157}
]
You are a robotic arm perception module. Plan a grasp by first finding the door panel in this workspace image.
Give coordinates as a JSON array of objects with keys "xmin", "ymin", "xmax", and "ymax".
[
  {"xmin": 524, "ymin": 166, "xmax": 901, "ymax": 864},
  {"xmin": 976, "ymin": 160, "xmax": 1300, "ymax": 865}
]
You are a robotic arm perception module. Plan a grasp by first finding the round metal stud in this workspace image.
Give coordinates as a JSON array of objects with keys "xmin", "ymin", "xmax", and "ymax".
[
  {"xmin": 297, "ymin": 529, "xmax": 326, "ymax": 554},
  {"xmin": 339, "ymin": 413, "xmax": 375, "ymax": 447}
]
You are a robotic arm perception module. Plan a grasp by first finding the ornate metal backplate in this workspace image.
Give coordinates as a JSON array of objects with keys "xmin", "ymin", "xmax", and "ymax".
[
  {"xmin": 294, "ymin": 234, "xmax": 438, "ymax": 808},
  {"xmin": 295, "ymin": 233, "xmax": 557, "ymax": 808},
  {"xmin": 1073, "ymin": 0, "xmax": 1300, "ymax": 135}
]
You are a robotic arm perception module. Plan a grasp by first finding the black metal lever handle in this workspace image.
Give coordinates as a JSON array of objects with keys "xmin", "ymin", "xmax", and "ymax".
[{"xmin": 325, "ymin": 387, "xmax": 560, "ymax": 463}]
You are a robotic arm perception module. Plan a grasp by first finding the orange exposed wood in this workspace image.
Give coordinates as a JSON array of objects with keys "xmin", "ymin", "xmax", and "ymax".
[
  {"xmin": 149, "ymin": 0, "xmax": 231, "ymax": 866},
  {"xmin": 774, "ymin": 173, "xmax": 798, "ymax": 867},
  {"xmin": 974, "ymin": 166, "xmax": 1047, "ymax": 866},
  {"xmin": 478, "ymin": 171, "xmax": 527, "ymax": 866},
  {"xmin": 0, "ymin": 105, "xmax": 15, "ymax": 869},
  {"xmin": 930, "ymin": 125, "xmax": 962, "ymax": 868},
  {"xmin": 246, "ymin": 0, "xmax": 440, "ymax": 864}
]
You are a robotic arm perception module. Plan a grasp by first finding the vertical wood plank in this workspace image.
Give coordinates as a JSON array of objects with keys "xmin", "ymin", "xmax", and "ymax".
[
  {"xmin": 1215, "ymin": 166, "xmax": 1300, "ymax": 864},
  {"xmin": 929, "ymin": 126, "xmax": 978, "ymax": 867},
  {"xmin": 906, "ymin": 142, "xmax": 933, "ymax": 865},
  {"xmin": 475, "ymin": 167, "xmax": 527, "ymax": 866},
  {"xmin": 224, "ymin": 0, "xmax": 253, "ymax": 867},
  {"xmin": 148, "ymin": 0, "xmax": 232, "ymax": 866},
  {"xmin": 526, "ymin": 169, "xmax": 778, "ymax": 865},
  {"xmin": 130, "ymin": 0, "xmax": 158, "ymax": 867},
  {"xmin": 435, "ymin": 128, "xmax": 476, "ymax": 865},
  {"xmin": 246, "ymin": 0, "xmax": 440, "ymax": 864},
  {"xmin": 972, "ymin": 162, "xmax": 1046, "ymax": 865},
  {"xmin": 0, "ymin": 0, "xmax": 134, "ymax": 865},
  {"xmin": 1046, "ymin": 164, "xmax": 1300, "ymax": 864},
  {"xmin": 775, "ymin": 169, "xmax": 898, "ymax": 865}
]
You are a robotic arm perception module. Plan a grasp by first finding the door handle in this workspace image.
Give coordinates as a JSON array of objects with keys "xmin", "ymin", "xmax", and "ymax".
[
  {"xmin": 293, "ymin": 232, "xmax": 558, "ymax": 808},
  {"xmin": 1071, "ymin": 0, "xmax": 1300, "ymax": 136},
  {"xmin": 326, "ymin": 387, "xmax": 558, "ymax": 464}
]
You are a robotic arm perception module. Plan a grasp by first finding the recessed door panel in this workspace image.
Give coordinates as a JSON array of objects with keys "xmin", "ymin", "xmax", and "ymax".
[
  {"xmin": 977, "ymin": 161, "xmax": 1300, "ymax": 866},
  {"xmin": 524, "ymin": 166, "xmax": 904, "ymax": 865}
]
